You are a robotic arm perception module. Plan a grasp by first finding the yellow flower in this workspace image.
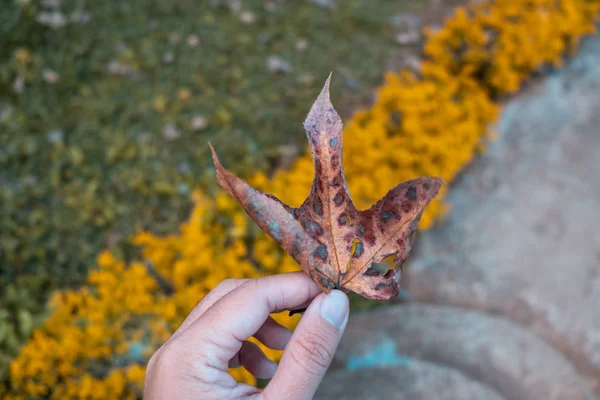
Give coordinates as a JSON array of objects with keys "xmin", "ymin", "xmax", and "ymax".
[
  {"xmin": 97, "ymin": 250, "xmax": 116, "ymax": 268},
  {"xmin": 126, "ymin": 364, "xmax": 146, "ymax": 384}
]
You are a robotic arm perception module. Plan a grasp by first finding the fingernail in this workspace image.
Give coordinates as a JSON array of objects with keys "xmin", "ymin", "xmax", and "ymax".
[{"xmin": 320, "ymin": 290, "xmax": 349, "ymax": 329}]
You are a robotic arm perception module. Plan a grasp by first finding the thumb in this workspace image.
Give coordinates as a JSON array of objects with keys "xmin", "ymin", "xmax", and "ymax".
[{"xmin": 262, "ymin": 290, "xmax": 349, "ymax": 400}]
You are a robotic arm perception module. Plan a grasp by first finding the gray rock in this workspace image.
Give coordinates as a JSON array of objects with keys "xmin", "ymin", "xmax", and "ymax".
[
  {"xmin": 330, "ymin": 304, "xmax": 594, "ymax": 400},
  {"xmin": 316, "ymin": 361, "xmax": 504, "ymax": 400},
  {"xmin": 407, "ymin": 34, "xmax": 600, "ymax": 395}
]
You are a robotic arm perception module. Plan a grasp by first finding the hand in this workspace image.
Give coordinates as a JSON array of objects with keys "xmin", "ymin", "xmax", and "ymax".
[{"xmin": 144, "ymin": 272, "xmax": 350, "ymax": 399}]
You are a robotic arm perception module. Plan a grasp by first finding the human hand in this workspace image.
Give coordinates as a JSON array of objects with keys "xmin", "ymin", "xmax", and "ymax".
[{"xmin": 144, "ymin": 272, "xmax": 350, "ymax": 400}]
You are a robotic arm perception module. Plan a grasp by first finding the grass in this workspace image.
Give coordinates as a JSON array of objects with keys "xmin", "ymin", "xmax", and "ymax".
[
  {"xmin": 1, "ymin": 0, "xmax": 426, "ymax": 285},
  {"xmin": 0, "ymin": 0, "xmax": 426, "ymax": 372}
]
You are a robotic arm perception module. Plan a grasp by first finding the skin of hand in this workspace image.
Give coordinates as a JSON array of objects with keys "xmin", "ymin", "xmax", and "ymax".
[{"xmin": 144, "ymin": 272, "xmax": 350, "ymax": 400}]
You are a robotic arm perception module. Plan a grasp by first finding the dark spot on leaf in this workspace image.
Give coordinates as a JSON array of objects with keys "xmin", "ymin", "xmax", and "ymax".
[
  {"xmin": 330, "ymin": 138, "xmax": 338, "ymax": 147},
  {"xmin": 343, "ymin": 232, "xmax": 355, "ymax": 244},
  {"xmin": 374, "ymin": 270, "xmax": 398, "ymax": 292},
  {"xmin": 331, "ymin": 158, "xmax": 339, "ymax": 170},
  {"xmin": 357, "ymin": 224, "xmax": 366, "ymax": 236},
  {"xmin": 381, "ymin": 210, "xmax": 398, "ymax": 223},
  {"xmin": 409, "ymin": 217, "xmax": 419, "ymax": 231},
  {"xmin": 329, "ymin": 177, "xmax": 341, "ymax": 187},
  {"xmin": 406, "ymin": 186, "xmax": 417, "ymax": 201},
  {"xmin": 247, "ymin": 202, "xmax": 265, "ymax": 223},
  {"xmin": 267, "ymin": 220, "xmax": 282, "ymax": 241},
  {"xmin": 290, "ymin": 233, "xmax": 303, "ymax": 257},
  {"xmin": 424, "ymin": 182, "xmax": 431, "ymax": 190},
  {"xmin": 317, "ymin": 177, "xmax": 324, "ymax": 192},
  {"xmin": 313, "ymin": 244, "xmax": 328, "ymax": 261},
  {"xmin": 402, "ymin": 202, "xmax": 412, "ymax": 213},
  {"xmin": 319, "ymin": 276, "xmax": 336, "ymax": 290},
  {"xmin": 315, "ymin": 160, "xmax": 322, "ymax": 176},
  {"xmin": 290, "ymin": 243, "xmax": 300, "ymax": 258},
  {"xmin": 334, "ymin": 191, "xmax": 344, "ymax": 206},
  {"xmin": 303, "ymin": 219, "xmax": 323, "ymax": 237},
  {"xmin": 313, "ymin": 198, "xmax": 323, "ymax": 216},
  {"xmin": 338, "ymin": 213, "xmax": 348, "ymax": 226},
  {"xmin": 365, "ymin": 233, "xmax": 376, "ymax": 246},
  {"xmin": 374, "ymin": 279, "xmax": 398, "ymax": 293},
  {"xmin": 353, "ymin": 241, "xmax": 364, "ymax": 258}
]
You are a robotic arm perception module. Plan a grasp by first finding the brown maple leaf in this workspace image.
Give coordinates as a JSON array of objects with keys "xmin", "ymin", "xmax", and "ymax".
[{"xmin": 210, "ymin": 75, "xmax": 443, "ymax": 300}]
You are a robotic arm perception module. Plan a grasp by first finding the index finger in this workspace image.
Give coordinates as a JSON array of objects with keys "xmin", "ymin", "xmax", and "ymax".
[{"xmin": 178, "ymin": 272, "xmax": 321, "ymax": 366}]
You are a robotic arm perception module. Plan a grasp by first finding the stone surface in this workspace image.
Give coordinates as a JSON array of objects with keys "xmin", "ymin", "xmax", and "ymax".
[
  {"xmin": 406, "ymin": 34, "xmax": 600, "ymax": 393},
  {"xmin": 316, "ymin": 360, "xmax": 505, "ymax": 400},
  {"xmin": 319, "ymin": 33, "xmax": 600, "ymax": 400},
  {"xmin": 325, "ymin": 304, "xmax": 593, "ymax": 400}
]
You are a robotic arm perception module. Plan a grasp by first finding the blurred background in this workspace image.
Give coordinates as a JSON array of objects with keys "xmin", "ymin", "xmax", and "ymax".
[{"xmin": 1, "ymin": 0, "xmax": 599, "ymax": 398}]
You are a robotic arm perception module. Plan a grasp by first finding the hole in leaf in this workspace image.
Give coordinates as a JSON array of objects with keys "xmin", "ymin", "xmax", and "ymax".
[
  {"xmin": 364, "ymin": 254, "xmax": 396, "ymax": 276},
  {"xmin": 346, "ymin": 238, "xmax": 360, "ymax": 272}
]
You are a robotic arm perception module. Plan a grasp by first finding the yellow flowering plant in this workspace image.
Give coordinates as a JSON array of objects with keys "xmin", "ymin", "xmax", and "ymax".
[
  {"xmin": 3, "ymin": 0, "xmax": 599, "ymax": 398},
  {"xmin": 5, "ymin": 191, "xmax": 300, "ymax": 398}
]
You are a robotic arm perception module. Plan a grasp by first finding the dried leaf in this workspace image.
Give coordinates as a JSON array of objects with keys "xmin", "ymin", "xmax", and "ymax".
[{"xmin": 211, "ymin": 75, "xmax": 443, "ymax": 300}]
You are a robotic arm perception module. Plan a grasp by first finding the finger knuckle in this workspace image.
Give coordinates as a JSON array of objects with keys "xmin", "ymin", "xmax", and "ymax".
[
  {"xmin": 240, "ymin": 278, "xmax": 260, "ymax": 293},
  {"xmin": 216, "ymin": 278, "xmax": 239, "ymax": 291},
  {"xmin": 240, "ymin": 278, "xmax": 269, "ymax": 304},
  {"xmin": 289, "ymin": 330, "xmax": 333, "ymax": 375},
  {"xmin": 147, "ymin": 343, "xmax": 177, "ymax": 374},
  {"xmin": 148, "ymin": 337, "xmax": 227, "ymax": 393}
]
